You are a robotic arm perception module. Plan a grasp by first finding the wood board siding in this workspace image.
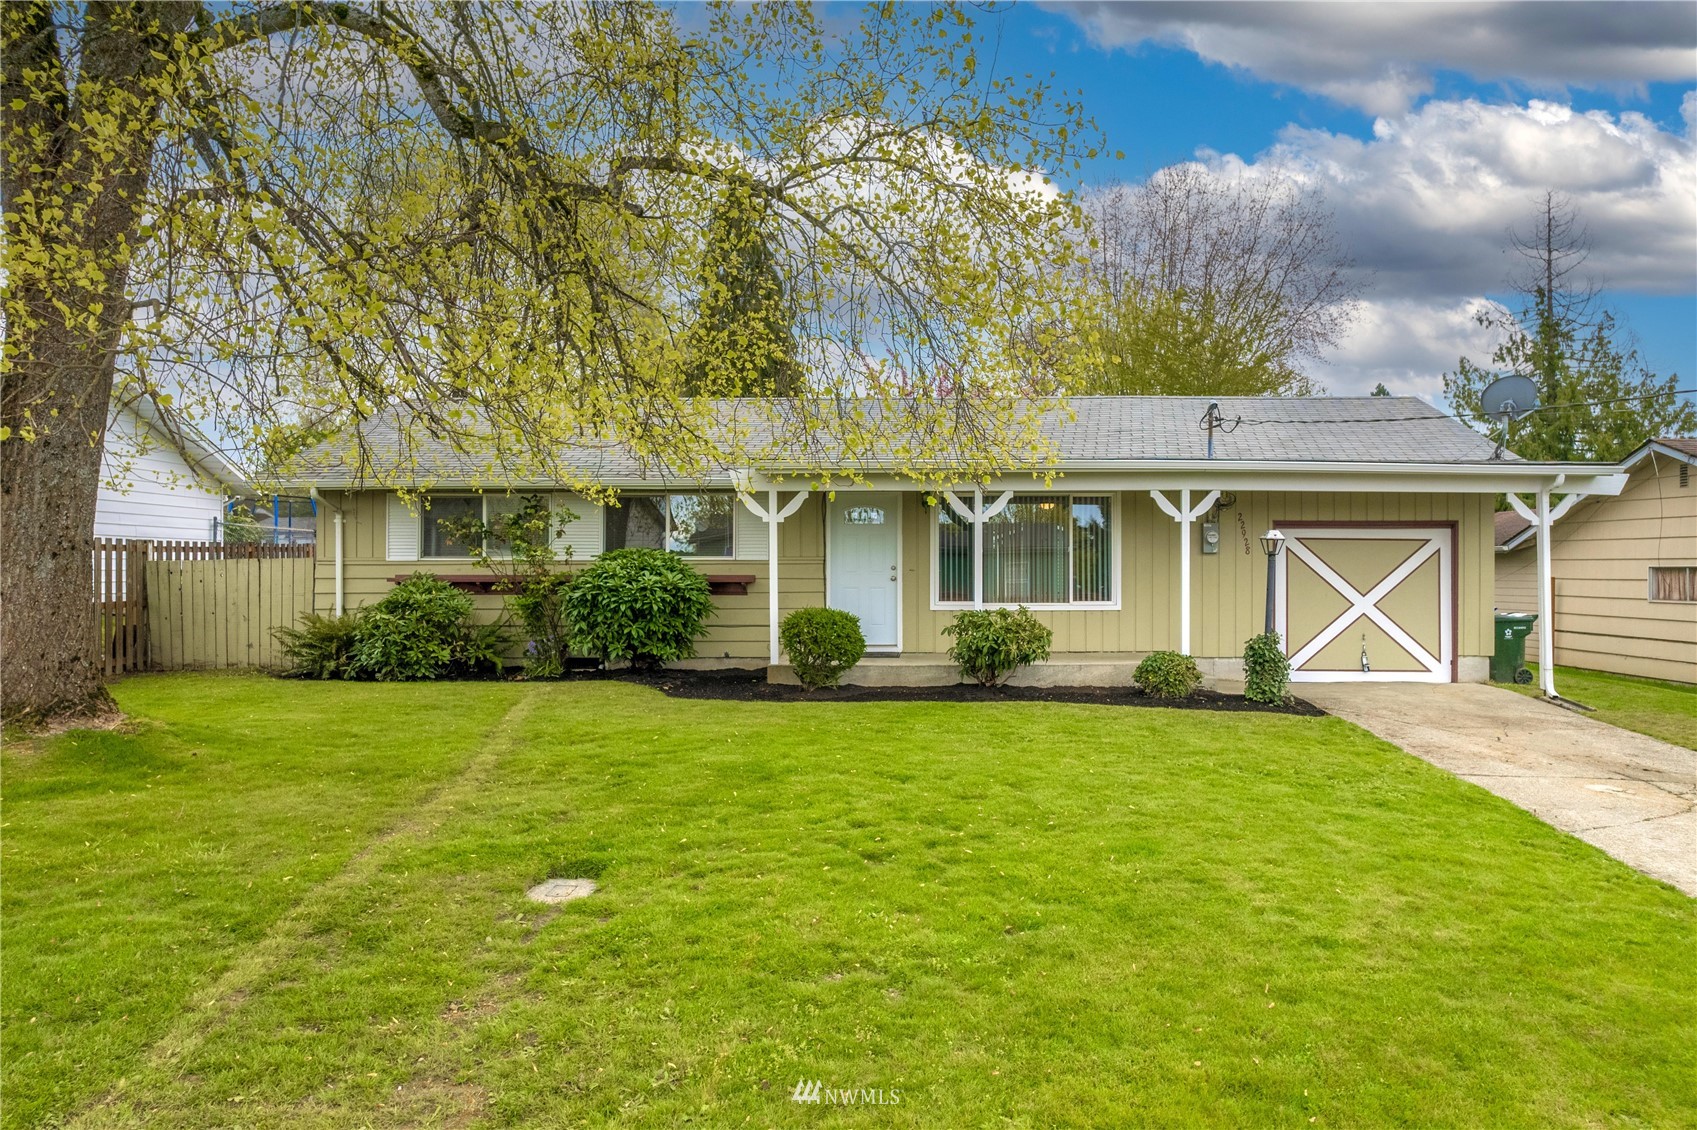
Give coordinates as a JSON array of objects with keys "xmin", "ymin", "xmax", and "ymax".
[
  {"xmin": 315, "ymin": 489, "xmax": 1493, "ymax": 666},
  {"xmin": 313, "ymin": 491, "xmax": 826, "ymax": 659},
  {"xmin": 1493, "ymin": 458, "xmax": 1696, "ymax": 683},
  {"xmin": 95, "ymin": 406, "xmax": 229, "ymax": 542}
]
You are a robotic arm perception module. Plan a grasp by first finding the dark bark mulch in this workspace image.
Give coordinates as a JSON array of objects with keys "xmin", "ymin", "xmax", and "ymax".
[{"xmin": 604, "ymin": 666, "xmax": 1327, "ymax": 716}]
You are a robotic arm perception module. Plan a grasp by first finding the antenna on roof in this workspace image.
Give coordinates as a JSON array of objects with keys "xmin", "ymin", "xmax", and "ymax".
[
  {"xmin": 1480, "ymin": 375, "xmax": 1539, "ymax": 461},
  {"xmin": 1199, "ymin": 400, "xmax": 1241, "ymax": 460}
]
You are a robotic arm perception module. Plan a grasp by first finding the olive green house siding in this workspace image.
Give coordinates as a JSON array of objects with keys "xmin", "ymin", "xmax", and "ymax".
[{"xmin": 290, "ymin": 396, "xmax": 1628, "ymax": 685}]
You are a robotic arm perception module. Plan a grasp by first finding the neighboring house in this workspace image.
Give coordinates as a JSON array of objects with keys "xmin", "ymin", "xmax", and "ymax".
[
  {"xmin": 1496, "ymin": 437, "xmax": 1696, "ymax": 684},
  {"xmin": 286, "ymin": 397, "xmax": 1627, "ymax": 685},
  {"xmin": 97, "ymin": 396, "xmax": 251, "ymax": 543}
]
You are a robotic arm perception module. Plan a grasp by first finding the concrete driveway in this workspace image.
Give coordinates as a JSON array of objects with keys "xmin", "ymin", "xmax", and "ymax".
[{"xmin": 1300, "ymin": 683, "xmax": 1696, "ymax": 896}]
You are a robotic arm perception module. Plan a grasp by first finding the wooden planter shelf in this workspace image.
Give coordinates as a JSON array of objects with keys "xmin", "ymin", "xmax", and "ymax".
[{"xmin": 389, "ymin": 573, "xmax": 757, "ymax": 596}]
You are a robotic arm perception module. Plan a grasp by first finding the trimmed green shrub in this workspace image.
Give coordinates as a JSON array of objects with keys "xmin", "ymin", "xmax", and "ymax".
[
  {"xmin": 564, "ymin": 548, "xmax": 714, "ymax": 671},
  {"xmin": 274, "ymin": 611, "xmax": 365, "ymax": 679},
  {"xmin": 779, "ymin": 607, "xmax": 866, "ymax": 689},
  {"xmin": 943, "ymin": 606, "xmax": 1053, "ymax": 686},
  {"xmin": 1243, "ymin": 633, "xmax": 1291, "ymax": 705},
  {"xmin": 349, "ymin": 573, "xmax": 503, "ymax": 681},
  {"xmin": 1134, "ymin": 650, "xmax": 1202, "ymax": 699}
]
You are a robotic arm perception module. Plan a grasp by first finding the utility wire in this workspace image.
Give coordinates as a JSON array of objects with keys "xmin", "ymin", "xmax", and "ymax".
[{"xmin": 1231, "ymin": 387, "xmax": 1697, "ymax": 427}]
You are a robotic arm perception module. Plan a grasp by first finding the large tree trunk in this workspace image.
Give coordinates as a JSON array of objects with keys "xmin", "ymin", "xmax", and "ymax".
[{"xmin": 1, "ymin": 2, "xmax": 188, "ymax": 725}]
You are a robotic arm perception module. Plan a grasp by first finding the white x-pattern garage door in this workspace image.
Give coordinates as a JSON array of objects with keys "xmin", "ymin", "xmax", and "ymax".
[{"xmin": 1275, "ymin": 526, "xmax": 1454, "ymax": 683}]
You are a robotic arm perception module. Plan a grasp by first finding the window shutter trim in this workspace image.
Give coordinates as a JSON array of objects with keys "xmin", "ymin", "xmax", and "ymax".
[
  {"xmin": 554, "ymin": 494, "xmax": 604, "ymax": 562},
  {"xmin": 386, "ymin": 493, "xmax": 419, "ymax": 561}
]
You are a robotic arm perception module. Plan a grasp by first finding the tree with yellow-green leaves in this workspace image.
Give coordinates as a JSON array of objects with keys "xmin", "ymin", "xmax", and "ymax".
[{"xmin": 1, "ymin": 2, "xmax": 1098, "ymax": 724}]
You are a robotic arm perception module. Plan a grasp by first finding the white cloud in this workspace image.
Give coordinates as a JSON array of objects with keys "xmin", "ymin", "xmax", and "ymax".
[
  {"xmin": 1301, "ymin": 297, "xmax": 1508, "ymax": 400},
  {"xmin": 1054, "ymin": 1, "xmax": 1696, "ymax": 115},
  {"xmin": 1201, "ymin": 98, "xmax": 1697, "ymax": 299}
]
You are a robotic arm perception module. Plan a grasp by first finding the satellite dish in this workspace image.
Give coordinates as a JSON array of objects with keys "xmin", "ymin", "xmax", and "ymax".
[{"xmin": 1481, "ymin": 375, "xmax": 1539, "ymax": 422}]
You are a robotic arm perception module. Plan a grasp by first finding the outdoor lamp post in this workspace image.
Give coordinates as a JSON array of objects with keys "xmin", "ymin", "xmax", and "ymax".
[{"xmin": 1260, "ymin": 529, "xmax": 1285, "ymax": 637}]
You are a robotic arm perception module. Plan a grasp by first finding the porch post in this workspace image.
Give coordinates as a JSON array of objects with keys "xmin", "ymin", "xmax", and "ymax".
[
  {"xmin": 768, "ymin": 486, "xmax": 781, "ymax": 666},
  {"xmin": 1536, "ymin": 485, "xmax": 1557, "ymax": 698},
  {"xmin": 1178, "ymin": 489, "xmax": 1192, "ymax": 654},
  {"xmin": 972, "ymin": 485, "xmax": 984, "ymax": 610}
]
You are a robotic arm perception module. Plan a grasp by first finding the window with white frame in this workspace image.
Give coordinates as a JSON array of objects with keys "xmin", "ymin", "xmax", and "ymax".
[
  {"xmin": 936, "ymin": 494, "xmax": 1114, "ymax": 606},
  {"xmin": 1649, "ymin": 566, "xmax": 1696, "ymax": 602},
  {"xmin": 605, "ymin": 492, "xmax": 735, "ymax": 557},
  {"xmin": 420, "ymin": 494, "xmax": 530, "ymax": 559}
]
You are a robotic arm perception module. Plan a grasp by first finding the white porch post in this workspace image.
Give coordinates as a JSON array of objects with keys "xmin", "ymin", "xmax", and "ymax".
[
  {"xmin": 1536, "ymin": 485, "xmax": 1557, "ymax": 698},
  {"xmin": 1149, "ymin": 489, "xmax": 1218, "ymax": 656},
  {"xmin": 972, "ymin": 485, "xmax": 984, "ymax": 610},
  {"xmin": 1178, "ymin": 489, "xmax": 1192, "ymax": 654},
  {"xmin": 736, "ymin": 479, "xmax": 809, "ymax": 668},
  {"xmin": 768, "ymin": 486, "xmax": 781, "ymax": 666}
]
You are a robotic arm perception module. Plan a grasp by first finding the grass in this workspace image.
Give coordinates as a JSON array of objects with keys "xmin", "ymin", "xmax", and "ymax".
[
  {"xmin": 1511, "ymin": 664, "xmax": 1697, "ymax": 749},
  {"xmin": 3, "ymin": 674, "xmax": 1693, "ymax": 1128}
]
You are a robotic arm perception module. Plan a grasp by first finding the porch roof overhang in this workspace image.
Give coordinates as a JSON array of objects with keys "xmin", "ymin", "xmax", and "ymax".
[{"xmin": 737, "ymin": 461, "xmax": 1631, "ymax": 498}]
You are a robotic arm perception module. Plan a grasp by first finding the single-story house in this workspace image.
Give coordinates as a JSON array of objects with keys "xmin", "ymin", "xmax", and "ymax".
[
  {"xmin": 97, "ymin": 395, "xmax": 251, "ymax": 543},
  {"xmin": 1496, "ymin": 437, "xmax": 1696, "ymax": 685},
  {"xmin": 287, "ymin": 397, "xmax": 1629, "ymax": 687}
]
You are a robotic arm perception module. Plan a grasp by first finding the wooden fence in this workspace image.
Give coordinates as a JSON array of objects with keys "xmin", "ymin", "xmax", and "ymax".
[
  {"xmin": 93, "ymin": 540, "xmax": 316, "ymax": 673},
  {"xmin": 94, "ymin": 538, "xmax": 149, "ymax": 676}
]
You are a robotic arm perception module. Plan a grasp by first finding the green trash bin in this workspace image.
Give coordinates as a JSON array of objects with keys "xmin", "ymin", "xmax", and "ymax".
[{"xmin": 1491, "ymin": 612, "xmax": 1538, "ymax": 683}]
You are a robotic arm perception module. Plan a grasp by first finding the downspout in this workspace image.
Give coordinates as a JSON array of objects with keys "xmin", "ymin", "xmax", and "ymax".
[{"xmin": 310, "ymin": 488, "xmax": 344, "ymax": 617}]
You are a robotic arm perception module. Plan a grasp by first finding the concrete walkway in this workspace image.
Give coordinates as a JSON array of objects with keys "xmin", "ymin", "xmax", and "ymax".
[{"xmin": 1300, "ymin": 683, "xmax": 1696, "ymax": 896}]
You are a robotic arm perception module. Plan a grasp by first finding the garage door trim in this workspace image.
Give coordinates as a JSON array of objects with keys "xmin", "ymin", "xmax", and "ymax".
[{"xmin": 1274, "ymin": 521, "xmax": 1459, "ymax": 683}]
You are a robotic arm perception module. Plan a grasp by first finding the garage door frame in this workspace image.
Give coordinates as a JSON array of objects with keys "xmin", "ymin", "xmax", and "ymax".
[{"xmin": 1274, "ymin": 521, "xmax": 1458, "ymax": 683}]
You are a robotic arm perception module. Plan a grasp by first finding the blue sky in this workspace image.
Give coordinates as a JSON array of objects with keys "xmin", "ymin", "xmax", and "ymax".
[{"xmin": 953, "ymin": 2, "xmax": 1696, "ymax": 404}]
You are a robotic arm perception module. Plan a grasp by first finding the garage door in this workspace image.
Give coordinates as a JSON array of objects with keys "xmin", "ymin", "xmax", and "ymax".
[{"xmin": 1275, "ymin": 526, "xmax": 1454, "ymax": 683}]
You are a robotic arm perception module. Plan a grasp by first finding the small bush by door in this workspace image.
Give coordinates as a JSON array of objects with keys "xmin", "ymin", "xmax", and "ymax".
[{"xmin": 779, "ymin": 608, "xmax": 867, "ymax": 688}]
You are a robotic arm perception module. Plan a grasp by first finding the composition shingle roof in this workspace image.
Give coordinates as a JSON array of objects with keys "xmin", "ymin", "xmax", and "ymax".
[
  {"xmin": 1656, "ymin": 437, "xmax": 1697, "ymax": 458},
  {"xmin": 289, "ymin": 395, "xmax": 1513, "ymax": 486},
  {"xmin": 1494, "ymin": 510, "xmax": 1534, "ymax": 548}
]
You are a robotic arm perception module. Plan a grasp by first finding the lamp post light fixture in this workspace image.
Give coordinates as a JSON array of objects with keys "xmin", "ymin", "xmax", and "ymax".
[{"xmin": 1260, "ymin": 529, "xmax": 1286, "ymax": 637}]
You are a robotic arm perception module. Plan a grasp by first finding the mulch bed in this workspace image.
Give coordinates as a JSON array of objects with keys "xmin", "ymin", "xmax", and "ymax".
[{"xmin": 604, "ymin": 666, "xmax": 1327, "ymax": 716}]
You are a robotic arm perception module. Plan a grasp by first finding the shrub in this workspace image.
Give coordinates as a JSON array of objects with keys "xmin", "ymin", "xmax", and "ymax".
[
  {"xmin": 1134, "ymin": 650, "xmax": 1202, "ymax": 699},
  {"xmin": 779, "ymin": 607, "xmax": 866, "ymax": 689},
  {"xmin": 274, "ymin": 610, "xmax": 365, "ymax": 679},
  {"xmin": 439, "ymin": 492, "xmax": 576, "ymax": 677},
  {"xmin": 943, "ymin": 606, "xmax": 1052, "ymax": 686},
  {"xmin": 1243, "ymin": 633, "xmax": 1291, "ymax": 705},
  {"xmin": 508, "ymin": 573, "xmax": 575, "ymax": 678},
  {"xmin": 564, "ymin": 548, "xmax": 714, "ymax": 671},
  {"xmin": 349, "ymin": 574, "xmax": 501, "ymax": 681}
]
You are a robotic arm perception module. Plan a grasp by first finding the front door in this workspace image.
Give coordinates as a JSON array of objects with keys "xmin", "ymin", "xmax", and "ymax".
[{"xmin": 828, "ymin": 492, "xmax": 900, "ymax": 650}]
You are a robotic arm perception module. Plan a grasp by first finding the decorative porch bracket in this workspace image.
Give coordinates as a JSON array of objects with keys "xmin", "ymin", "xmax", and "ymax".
[
  {"xmin": 1504, "ymin": 490, "xmax": 1587, "ymax": 699},
  {"xmin": 942, "ymin": 487, "xmax": 1013, "ymax": 609},
  {"xmin": 735, "ymin": 482, "xmax": 809, "ymax": 666},
  {"xmin": 1149, "ymin": 489, "xmax": 1220, "ymax": 655}
]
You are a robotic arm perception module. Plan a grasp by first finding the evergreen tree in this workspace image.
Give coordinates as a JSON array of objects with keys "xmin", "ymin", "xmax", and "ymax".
[
  {"xmin": 1444, "ymin": 193, "xmax": 1694, "ymax": 463},
  {"xmin": 683, "ymin": 183, "xmax": 802, "ymax": 396}
]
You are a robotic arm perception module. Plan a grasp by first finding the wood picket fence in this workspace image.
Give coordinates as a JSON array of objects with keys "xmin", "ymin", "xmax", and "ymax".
[{"xmin": 93, "ymin": 539, "xmax": 316, "ymax": 673}]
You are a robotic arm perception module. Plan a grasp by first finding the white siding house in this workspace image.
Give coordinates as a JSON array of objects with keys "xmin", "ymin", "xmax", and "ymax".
[{"xmin": 95, "ymin": 399, "xmax": 249, "ymax": 543}]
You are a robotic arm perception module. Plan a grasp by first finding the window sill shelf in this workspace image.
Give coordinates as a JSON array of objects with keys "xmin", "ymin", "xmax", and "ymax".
[{"xmin": 389, "ymin": 572, "xmax": 758, "ymax": 596}]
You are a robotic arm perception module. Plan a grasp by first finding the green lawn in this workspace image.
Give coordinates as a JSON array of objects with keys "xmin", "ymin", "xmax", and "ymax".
[
  {"xmin": 4, "ymin": 674, "xmax": 1693, "ymax": 1128},
  {"xmin": 1513, "ymin": 664, "xmax": 1697, "ymax": 749}
]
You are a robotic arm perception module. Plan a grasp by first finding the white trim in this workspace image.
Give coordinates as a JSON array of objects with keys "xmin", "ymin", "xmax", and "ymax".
[
  {"xmin": 1276, "ymin": 526, "xmax": 1453, "ymax": 684},
  {"xmin": 928, "ymin": 491, "xmax": 1122, "ymax": 612},
  {"xmin": 1149, "ymin": 489, "xmax": 1218, "ymax": 654},
  {"xmin": 824, "ymin": 491, "xmax": 903, "ymax": 653}
]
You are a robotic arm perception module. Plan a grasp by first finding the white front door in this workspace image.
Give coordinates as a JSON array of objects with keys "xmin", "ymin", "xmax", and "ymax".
[{"xmin": 828, "ymin": 492, "xmax": 901, "ymax": 650}]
